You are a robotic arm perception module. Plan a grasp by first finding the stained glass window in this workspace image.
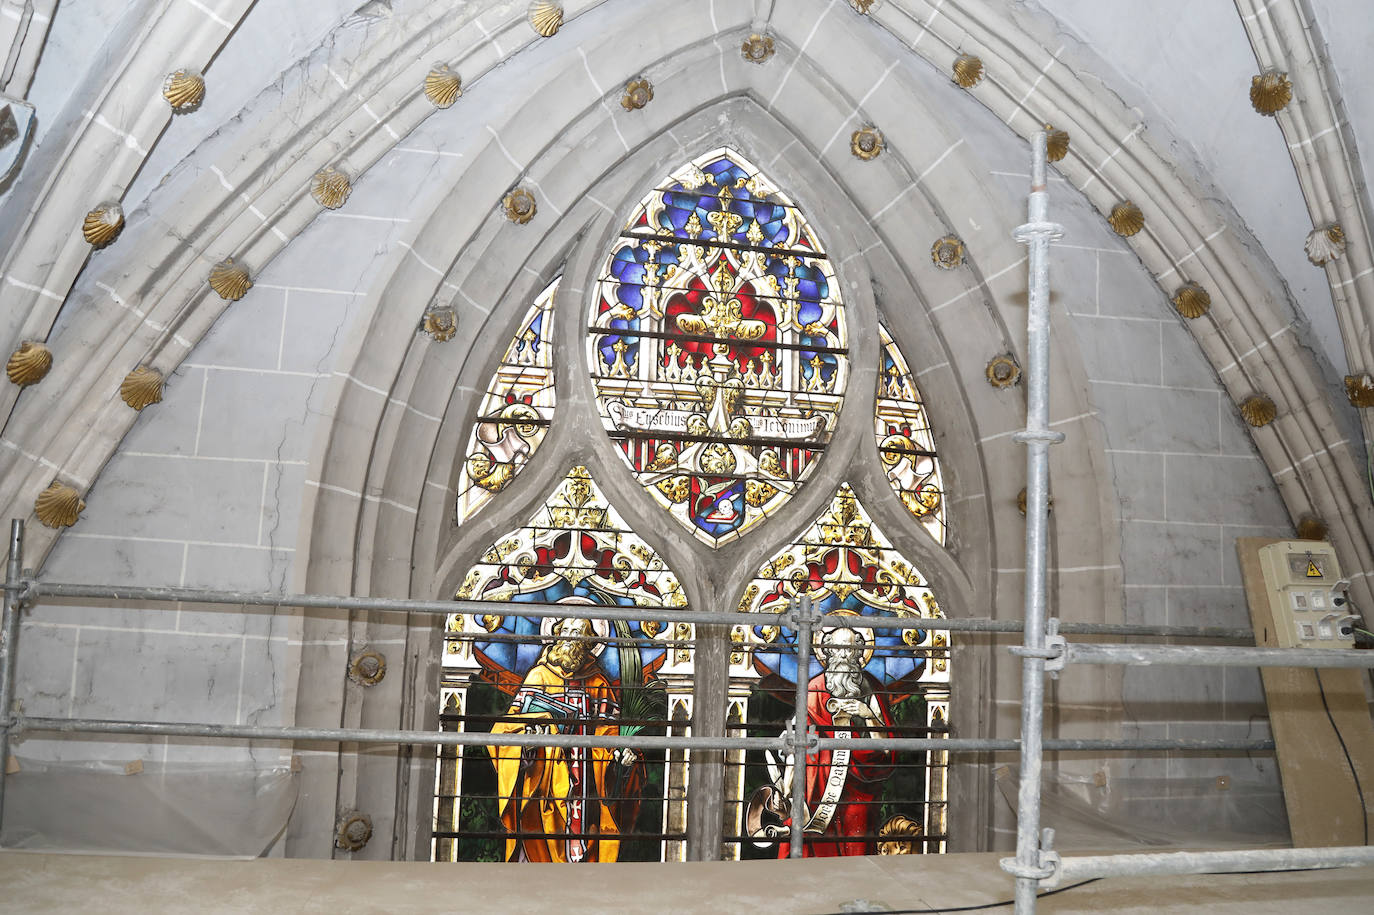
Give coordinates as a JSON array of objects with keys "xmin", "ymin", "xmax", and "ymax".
[
  {"xmin": 454, "ymin": 279, "xmax": 558, "ymax": 524},
  {"xmin": 587, "ymin": 148, "xmax": 848, "ymax": 547},
  {"xmin": 729, "ymin": 484, "xmax": 950, "ymax": 857},
  {"xmin": 436, "ymin": 467, "xmax": 695, "ymax": 863},
  {"xmin": 876, "ymin": 324, "xmax": 946, "ymax": 543}
]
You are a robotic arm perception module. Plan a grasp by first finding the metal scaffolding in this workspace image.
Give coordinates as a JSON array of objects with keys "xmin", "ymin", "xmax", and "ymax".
[
  {"xmin": 995, "ymin": 130, "xmax": 1374, "ymax": 912},
  {"xmin": 0, "ymin": 131, "xmax": 1371, "ymax": 907}
]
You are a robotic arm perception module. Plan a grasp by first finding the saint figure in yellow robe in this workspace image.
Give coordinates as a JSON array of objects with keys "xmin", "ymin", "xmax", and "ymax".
[{"xmin": 489, "ymin": 618, "xmax": 641, "ymax": 862}]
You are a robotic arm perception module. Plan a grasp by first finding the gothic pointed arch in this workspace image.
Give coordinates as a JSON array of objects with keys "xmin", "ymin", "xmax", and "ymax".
[
  {"xmin": 731, "ymin": 483, "xmax": 951, "ymax": 856},
  {"xmin": 587, "ymin": 147, "xmax": 848, "ymax": 547},
  {"xmin": 438, "ymin": 466, "xmax": 692, "ymax": 863}
]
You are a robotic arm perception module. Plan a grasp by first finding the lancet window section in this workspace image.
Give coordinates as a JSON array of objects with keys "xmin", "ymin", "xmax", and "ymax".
[
  {"xmin": 436, "ymin": 467, "xmax": 695, "ymax": 863},
  {"xmin": 729, "ymin": 484, "xmax": 951, "ymax": 858},
  {"xmin": 454, "ymin": 278, "xmax": 558, "ymax": 524},
  {"xmin": 587, "ymin": 148, "xmax": 848, "ymax": 547},
  {"xmin": 876, "ymin": 324, "xmax": 946, "ymax": 543}
]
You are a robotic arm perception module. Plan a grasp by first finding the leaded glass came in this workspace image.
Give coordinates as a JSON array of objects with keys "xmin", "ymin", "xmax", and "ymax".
[
  {"xmin": 587, "ymin": 148, "xmax": 848, "ymax": 547},
  {"xmin": 729, "ymin": 484, "xmax": 950, "ymax": 857},
  {"xmin": 436, "ymin": 467, "xmax": 693, "ymax": 863},
  {"xmin": 454, "ymin": 279, "xmax": 558, "ymax": 524},
  {"xmin": 876, "ymin": 324, "xmax": 946, "ymax": 543}
]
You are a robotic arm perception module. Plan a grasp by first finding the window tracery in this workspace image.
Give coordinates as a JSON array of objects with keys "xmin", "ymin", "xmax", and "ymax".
[
  {"xmin": 438, "ymin": 467, "xmax": 690, "ymax": 862},
  {"xmin": 437, "ymin": 150, "xmax": 955, "ymax": 863},
  {"xmin": 730, "ymin": 484, "xmax": 951, "ymax": 856},
  {"xmin": 586, "ymin": 148, "xmax": 847, "ymax": 546},
  {"xmin": 454, "ymin": 278, "xmax": 558, "ymax": 524},
  {"xmin": 876, "ymin": 324, "xmax": 947, "ymax": 543}
]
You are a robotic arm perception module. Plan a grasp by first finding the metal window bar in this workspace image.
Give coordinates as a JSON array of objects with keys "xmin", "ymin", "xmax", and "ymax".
[
  {"xmin": 3, "ymin": 576, "xmax": 1260, "ymax": 639},
  {"xmin": 0, "ymin": 149, "xmax": 1363, "ymax": 891},
  {"xmin": 0, "ymin": 513, "xmax": 1346, "ymax": 879}
]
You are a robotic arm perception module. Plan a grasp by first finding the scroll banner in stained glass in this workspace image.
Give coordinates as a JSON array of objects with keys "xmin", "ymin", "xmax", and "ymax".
[
  {"xmin": 455, "ymin": 279, "xmax": 558, "ymax": 524},
  {"xmin": 732, "ymin": 484, "xmax": 950, "ymax": 858},
  {"xmin": 440, "ymin": 467, "xmax": 690, "ymax": 863},
  {"xmin": 876, "ymin": 325, "xmax": 946, "ymax": 543},
  {"xmin": 587, "ymin": 148, "xmax": 848, "ymax": 546}
]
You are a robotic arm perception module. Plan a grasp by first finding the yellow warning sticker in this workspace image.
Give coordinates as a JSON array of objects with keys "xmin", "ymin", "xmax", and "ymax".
[{"xmin": 1306, "ymin": 560, "xmax": 1323, "ymax": 578}]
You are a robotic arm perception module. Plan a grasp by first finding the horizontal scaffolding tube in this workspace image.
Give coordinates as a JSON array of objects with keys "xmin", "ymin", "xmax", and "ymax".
[
  {"xmin": 14, "ymin": 716, "xmax": 1274, "ymax": 754},
  {"xmin": 16, "ymin": 580, "xmax": 1254, "ymax": 640},
  {"xmin": 17, "ymin": 716, "xmax": 781, "ymax": 753},
  {"xmin": 1049, "ymin": 845, "xmax": 1374, "ymax": 887},
  {"xmin": 1052, "ymin": 643, "xmax": 1374, "ymax": 669},
  {"xmin": 814, "ymin": 736, "xmax": 1276, "ymax": 752}
]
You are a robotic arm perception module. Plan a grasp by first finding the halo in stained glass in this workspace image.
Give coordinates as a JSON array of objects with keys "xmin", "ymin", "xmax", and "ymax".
[
  {"xmin": 737, "ymin": 483, "xmax": 947, "ymax": 680},
  {"xmin": 876, "ymin": 324, "xmax": 946, "ymax": 543},
  {"xmin": 455, "ymin": 279, "xmax": 558, "ymax": 524},
  {"xmin": 439, "ymin": 466, "xmax": 691, "ymax": 863},
  {"xmin": 731, "ymin": 484, "xmax": 951, "ymax": 857},
  {"xmin": 451, "ymin": 465, "xmax": 689, "ymax": 673},
  {"xmin": 587, "ymin": 148, "xmax": 848, "ymax": 547}
]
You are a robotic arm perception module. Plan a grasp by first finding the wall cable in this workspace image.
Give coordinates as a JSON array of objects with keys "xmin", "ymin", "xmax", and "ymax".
[{"xmin": 1315, "ymin": 671, "xmax": 1370, "ymax": 845}]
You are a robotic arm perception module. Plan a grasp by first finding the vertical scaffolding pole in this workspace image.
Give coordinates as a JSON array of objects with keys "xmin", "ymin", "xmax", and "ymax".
[
  {"xmin": 0, "ymin": 519, "xmax": 25, "ymax": 829},
  {"xmin": 1005, "ymin": 131, "xmax": 1065, "ymax": 913},
  {"xmin": 789, "ymin": 594, "xmax": 814, "ymax": 859}
]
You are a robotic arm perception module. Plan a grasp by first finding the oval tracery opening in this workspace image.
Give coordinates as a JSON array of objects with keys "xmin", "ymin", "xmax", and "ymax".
[{"xmin": 587, "ymin": 148, "xmax": 848, "ymax": 546}]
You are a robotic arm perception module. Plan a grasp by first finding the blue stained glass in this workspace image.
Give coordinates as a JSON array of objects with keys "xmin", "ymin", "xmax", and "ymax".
[
  {"xmin": 473, "ymin": 585, "xmax": 663, "ymax": 684},
  {"xmin": 589, "ymin": 148, "xmax": 848, "ymax": 547},
  {"xmin": 751, "ymin": 601, "xmax": 927, "ymax": 686}
]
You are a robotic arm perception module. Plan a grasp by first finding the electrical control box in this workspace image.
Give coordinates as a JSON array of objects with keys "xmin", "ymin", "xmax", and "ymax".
[{"xmin": 1256, "ymin": 540, "xmax": 1355, "ymax": 649}]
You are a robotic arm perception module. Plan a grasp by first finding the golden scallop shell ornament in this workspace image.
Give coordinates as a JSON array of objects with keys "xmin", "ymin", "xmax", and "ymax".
[
  {"xmin": 311, "ymin": 166, "xmax": 352, "ymax": 209},
  {"xmin": 82, "ymin": 202, "xmax": 124, "ymax": 248},
  {"xmin": 35, "ymin": 480, "xmax": 85, "ymax": 529},
  {"xmin": 1250, "ymin": 70, "xmax": 1292, "ymax": 116},
  {"xmin": 208, "ymin": 257, "xmax": 252, "ymax": 301},
  {"xmin": 1305, "ymin": 224, "xmax": 1345, "ymax": 266},
  {"xmin": 6, "ymin": 341, "xmax": 52, "ymax": 387},
  {"xmin": 953, "ymin": 54, "xmax": 984, "ymax": 88},
  {"xmin": 1296, "ymin": 516, "xmax": 1328, "ymax": 541},
  {"xmin": 1171, "ymin": 282, "xmax": 1211, "ymax": 319},
  {"xmin": 528, "ymin": 1, "xmax": 563, "ymax": 37},
  {"xmin": 1345, "ymin": 373, "xmax": 1374, "ymax": 408},
  {"xmin": 1045, "ymin": 126, "xmax": 1069, "ymax": 162},
  {"xmin": 120, "ymin": 365, "xmax": 164, "ymax": 411},
  {"xmin": 1240, "ymin": 394, "xmax": 1277, "ymax": 427},
  {"xmin": 1108, "ymin": 201, "xmax": 1144, "ymax": 237},
  {"xmin": 424, "ymin": 63, "xmax": 461, "ymax": 109},
  {"xmin": 163, "ymin": 68, "xmax": 205, "ymax": 112}
]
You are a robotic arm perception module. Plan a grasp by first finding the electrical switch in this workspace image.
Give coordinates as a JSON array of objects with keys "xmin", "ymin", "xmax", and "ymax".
[{"xmin": 1256, "ymin": 540, "xmax": 1353, "ymax": 650}]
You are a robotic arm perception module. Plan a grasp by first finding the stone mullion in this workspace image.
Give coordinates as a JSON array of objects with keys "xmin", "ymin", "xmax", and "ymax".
[{"xmin": 686, "ymin": 619, "xmax": 729, "ymax": 861}]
